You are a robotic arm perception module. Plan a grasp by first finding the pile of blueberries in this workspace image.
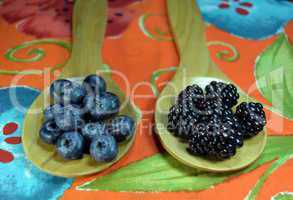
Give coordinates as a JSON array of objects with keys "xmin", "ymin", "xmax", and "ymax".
[{"xmin": 39, "ymin": 74, "xmax": 135, "ymax": 163}]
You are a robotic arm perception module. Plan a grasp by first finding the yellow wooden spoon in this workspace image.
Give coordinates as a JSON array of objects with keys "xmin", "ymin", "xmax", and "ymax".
[
  {"xmin": 155, "ymin": 0, "xmax": 267, "ymax": 172},
  {"xmin": 22, "ymin": 0, "xmax": 140, "ymax": 177}
]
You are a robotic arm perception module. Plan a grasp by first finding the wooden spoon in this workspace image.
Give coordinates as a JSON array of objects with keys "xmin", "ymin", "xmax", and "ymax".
[
  {"xmin": 22, "ymin": 0, "xmax": 140, "ymax": 177},
  {"xmin": 155, "ymin": 0, "xmax": 267, "ymax": 172}
]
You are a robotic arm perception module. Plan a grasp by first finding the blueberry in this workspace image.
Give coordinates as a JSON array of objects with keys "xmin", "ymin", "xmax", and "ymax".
[
  {"xmin": 44, "ymin": 105, "xmax": 55, "ymax": 121},
  {"xmin": 82, "ymin": 122, "xmax": 108, "ymax": 142},
  {"xmin": 54, "ymin": 104, "xmax": 85, "ymax": 131},
  {"xmin": 90, "ymin": 135, "xmax": 118, "ymax": 162},
  {"xmin": 108, "ymin": 115, "xmax": 135, "ymax": 142},
  {"xmin": 50, "ymin": 79, "xmax": 73, "ymax": 104},
  {"xmin": 39, "ymin": 120, "xmax": 62, "ymax": 144},
  {"xmin": 83, "ymin": 74, "xmax": 106, "ymax": 94},
  {"xmin": 84, "ymin": 92, "xmax": 120, "ymax": 120},
  {"xmin": 56, "ymin": 132, "xmax": 85, "ymax": 160},
  {"xmin": 70, "ymin": 83, "xmax": 87, "ymax": 104},
  {"xmin": 43, "ymin": 104, "xmax": 63, "ymax": 121}
]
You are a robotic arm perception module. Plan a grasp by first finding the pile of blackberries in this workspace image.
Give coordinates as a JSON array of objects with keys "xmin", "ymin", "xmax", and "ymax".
[
  {"xmin": 167, "ymin": 81, "xmax": 266, "ymax": 160},
  {"xmin": 39, "ymin": 74, "xmax": 135, "ymax": 163}
]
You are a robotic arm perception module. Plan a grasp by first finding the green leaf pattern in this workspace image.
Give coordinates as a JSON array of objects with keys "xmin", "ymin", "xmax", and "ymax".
[
  {"xmin": 5, "ymin": 39, "xmax": 70, "ymax": 63},
  {"xmin": 246, "ymin": 155, "xmax": 293, "ymax": 200},
  {"xmin": 78, "ymin": 136, "xmax": 293, "ymax": 193},
  {"xmin": 255, "ymin": 34, "xmax": 293, "ymax": 120},
  {"xmin": 272, "ymin": 192, "xmax": 293, "ymax": 200}
]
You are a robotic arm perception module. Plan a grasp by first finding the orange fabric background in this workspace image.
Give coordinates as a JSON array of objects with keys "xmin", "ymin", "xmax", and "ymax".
[{"xmin": 0, "ymin": 0, "xmax": 292, "ymax": 199}]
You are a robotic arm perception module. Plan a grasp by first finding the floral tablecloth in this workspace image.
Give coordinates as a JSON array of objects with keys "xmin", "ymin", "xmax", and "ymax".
[{"xmin": 0, "ymin": 0, "xmax": 293, "ymax": 199}]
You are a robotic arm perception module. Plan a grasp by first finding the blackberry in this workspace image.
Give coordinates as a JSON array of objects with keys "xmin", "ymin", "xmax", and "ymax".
[
  {"xmin": 208, "ymin": 112, "xmax": 244, "ymax": 148},
  {"xmin": 167, "ymin": 82, "xmax": 267, "ymax": 161},
  {"xmin": 235, "ymin": 102, "xmax": 266, "ymax": 138},
  {"xmin": 167, "ymin": 83, "xmax": 237, "ymax": 140},
  {"xmin": 167, "ymin": 104, "xmax": 200, "ymax": 140},
  {"xmin": 205, "ymin": 81, "xmax": 239, "ymax": 109},
  {"xmin": 177, "ymin": 84, "xmax": 204, "ymax": 107},
  {"xmin": 187, "ymin": 122, "xmax": 238, "ymax": 160}
]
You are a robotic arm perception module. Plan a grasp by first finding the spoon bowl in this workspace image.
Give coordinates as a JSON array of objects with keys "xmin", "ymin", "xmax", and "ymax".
[
  {"xmin": 22, "ymin": 0, "xmax": 140, "ymax": 177},
  {"xmin": 155, "ymin": 0, "xmax": 267, "ymax": 173}
]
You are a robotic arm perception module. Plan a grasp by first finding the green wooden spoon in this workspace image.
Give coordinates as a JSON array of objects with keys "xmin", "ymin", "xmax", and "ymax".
[
  {"xmin": 22, "ymin": 0, "xmax": 140, "ymax": 177},
  {"xmin": 155, "ymin": 0, "xmax": 267, "ymax": 172}
]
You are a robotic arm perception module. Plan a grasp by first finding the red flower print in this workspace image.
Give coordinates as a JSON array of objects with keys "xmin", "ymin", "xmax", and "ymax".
[
  {"xmin": 107, "ymin": 7, "xmax": 134, "ymax": 37},
  {"xmin": 0, "ymin": 122, "xmax": 21, "ymax": 164},
  {"xmin": 0, "ymin": 149, "xmax": 14, "ymax": 163},
  {"xmin": 218, "ymin": 0, "xmax": 253, "ymax": 16},
  {"xmin": 3, "ymin": 122, "xmax": 18, "ymax": 135},
  {"xmin": 0, "ymin": 0, "xmax": 142, "ymax": 38}
]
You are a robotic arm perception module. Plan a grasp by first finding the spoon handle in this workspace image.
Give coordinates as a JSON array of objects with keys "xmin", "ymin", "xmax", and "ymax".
[
  {"xmin": 168, "ymin": 0, "xmax": 226, "ymax": 79},
  {"xmin": 62, "ymin": 0, "xmax": 107, "ymax": 77}
]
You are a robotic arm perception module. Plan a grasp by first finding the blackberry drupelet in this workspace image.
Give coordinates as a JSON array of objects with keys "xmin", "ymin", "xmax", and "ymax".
[
  {"xmin": 187, "ymin": 122, "xmax": 238, "ymax": 160},
  {"xmin": 235, "ymin": 102, "xmax": 266, "ymax": 138}
]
